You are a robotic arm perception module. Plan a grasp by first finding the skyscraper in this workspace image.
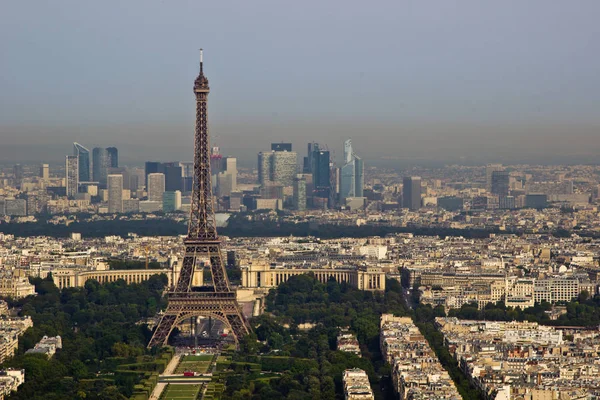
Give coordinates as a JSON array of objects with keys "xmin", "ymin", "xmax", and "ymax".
[
  {"xmin": 355, "ymin": 157, "xmax": 364, "ymax": 198},
  {"xmin": 73, "ymin": 142, "xmax": 90, "ymax": 182},
  {"xmin": 303, "ymin": 142, "xmax": 317, "ymax": 174},
  {"xmin": 163, "ymin": 163, "xmax": 183, "ymax": 192},
  {"xmin": 223, "ymin": 157, "xmax": 237, "ymax": 191},
  {"xmin": 257, "ymin": 150, "xmax": 297, "ymax": 187},
  {"xmin": 217, "ymin": 172, "xmax": 234, "ymax": 197},
  {"xmin": 92, "ymin": 147, "xmax": 109, "ymax": 186},
  {"xmin": 491, "ymin": 170, "xmax": 510, "ymax": 196},
  {"xmin": 216, "ymin": 157, "xmax": 237, "ymax": 197},
  {"xmin": 272, "ymin": 151, "xmax": 297, "ymax": 187},
  {"xmin": 107, "ymin": 174, "xmax": 123, "ymax": 213},
  {"xmin": 403, "ymin": 176, "xmax": 422, "ymax": 210},
  {"xmin": 147, "ymin": 173, "xmax": 166, "ymax": 203},
  {"xmin": 107, "ymin": 147, "xmax": 118, "ymax": 168},
  {"xmin": 486, "ymin": 164, "xmax": 503, "ymax": 192},
  {"xmin": 312, "ymin": 148, "xmax": 330, "ymax": 199},
  {"xmin": 39, "ymin": 164, "xmax": 49, "ymax": 180},
  {"xmin": 258, "ymin": 152, "xmax": 271, "ymax": 186},
  {"xmin": 293, "ymin": 174, "xmax": 307, "ymax": 211},
  {"xmin": 66, "ymin": 155, "xmax": 78, "ymax": 197},
  {"xmin": 180, "ymin": 162, "xmax": 194, "ymax": 178},
  {"xmin": 145, "ymin": 162, "xmax": 163, "ymax": 189},
  {"xmin": 12, "ymin": 164, "xmax": 23, "ymax": 188},
  {"xmin": 340, "ymin": 139, "xmax": 364, "ymax": 202}
]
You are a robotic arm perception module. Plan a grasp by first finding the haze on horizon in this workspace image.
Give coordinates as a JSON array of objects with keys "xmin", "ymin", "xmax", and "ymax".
[{"xmin": 1, "ymin": 0, "xmax": 599, "ymax": 167}]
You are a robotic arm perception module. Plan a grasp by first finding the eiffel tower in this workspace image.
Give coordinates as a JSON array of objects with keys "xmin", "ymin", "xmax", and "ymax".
[{"xmin": 148, "ymin": 50, "xmax": 250, "ymax": 348}]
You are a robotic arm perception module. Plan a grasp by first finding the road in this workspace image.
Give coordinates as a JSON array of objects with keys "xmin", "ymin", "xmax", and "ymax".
[{"xmin": 149, "ymin": 353, "xmax": 181, "ymax": 400}]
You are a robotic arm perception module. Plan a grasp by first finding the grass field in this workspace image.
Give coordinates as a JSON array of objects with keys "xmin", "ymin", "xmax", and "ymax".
[
  {"xmin": 160, "ymin": 384, "xmax": 201, "ymax": 400},
  {"xmin": 174, "ymin": 354, "xmax": 215, "ymax": 374}
]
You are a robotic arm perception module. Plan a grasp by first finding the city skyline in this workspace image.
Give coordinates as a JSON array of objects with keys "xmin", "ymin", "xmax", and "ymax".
[
  {"xmin": 2, "ymin": 1, "xmax": 600, "ymax": 165},
  {"xmin": 3, "ymin": 3, "xmax": 600, "ymax": 399}
]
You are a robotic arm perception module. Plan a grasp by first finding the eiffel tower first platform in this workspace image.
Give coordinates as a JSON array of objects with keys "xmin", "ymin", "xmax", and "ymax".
[{"xmin": 148, "ymin": 51, "xmax": 250, "ymax": 348}]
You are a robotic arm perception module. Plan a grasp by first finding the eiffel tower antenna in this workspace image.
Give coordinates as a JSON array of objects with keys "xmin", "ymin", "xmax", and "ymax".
[{"xmin": 148, "ymin": 50, "xmax": 250, "ymax": 348}]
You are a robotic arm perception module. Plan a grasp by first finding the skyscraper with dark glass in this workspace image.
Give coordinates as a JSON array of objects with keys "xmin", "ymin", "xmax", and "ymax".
[
  {"xmin": 403, "ymin": 176, "xmax": 422, "ymax": 210},
  {"xmin": 93, "ymin": 147, "xmax": 109, "ymax": 186},
  {"xmin": 73, "ymin": 142, "xmax": 90, "ymax": 182},
  {"xmin": 491, "ymin": 170, "xmax": 510, "ymax": 196},
  {"xmin": 163, "ymin": 162, "xmax": 183, "ymax": 192},
  {"xmin": 107, "ymin": 147, "xmax": 118, "ymax": 168},
  {"xmin": 312, "ymin": 147, "xmax": 330, "ymax": 199}
]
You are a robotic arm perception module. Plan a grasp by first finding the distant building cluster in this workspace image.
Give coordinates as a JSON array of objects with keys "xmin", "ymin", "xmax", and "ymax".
[
  {"xmin": 400, "ymin": 234, "xmax": 600, "ymax": 311},
  {"xmin": 343, "ymin": 368, "xmax": 374, "ymax": 400},
  {"xmin": 436, "ymin": 317, "xmax": 600, "ymax": 399},
  {"xmin": 380, "ymin": 314, "xmax": 460, "ymax": 399},
  {"xmin": 254, "ymin": 140, "xmax": 365, "ymax": 212},
  {"xmin": 0, "ymin": 234, "xmax": 173, "ymax": 294},
  {"xmin": 4, "ymin": 146, "xmax": 600, "ymax": 235}
]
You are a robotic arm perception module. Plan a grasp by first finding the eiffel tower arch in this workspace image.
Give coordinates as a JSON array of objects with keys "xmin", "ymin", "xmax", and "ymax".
[{"xmin": 148, "ymin": 51, "xmax": 250, "ymax": 348}]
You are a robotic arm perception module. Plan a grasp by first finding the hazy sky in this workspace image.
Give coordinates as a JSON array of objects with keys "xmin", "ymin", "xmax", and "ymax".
[{"xmin": 2, "ymin": 1, "xmax": 600, "ymax": 166}]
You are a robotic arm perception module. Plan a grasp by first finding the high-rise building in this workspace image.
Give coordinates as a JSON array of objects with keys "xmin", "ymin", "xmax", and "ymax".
[
  {"xmin": 107, "ymin": 174, "xmax": 123, "ymax": 213},
  {"xmin": 163, "ymin": 191, "xmax": 182, "ymax": 212},
  {"xmin": 271, "ymin": 143, "xmax": 292, "ymax": 152},
  {"xmin": 181, "ymin": 162, "xmax": 195, "ymax": 193},
  {"xmin": 355, "ymin": 158, "xmax": 364, "ymax": 198},
  {"xmin": 486, "ymin": 164, "xmax": 503, "ymax": 192},
  {"xmin": 223, "ymin": 157, "xmax": 237, "ymax": 192},
  {"xmin": 403, "ymin": 176, "xmax": 422, "ymax": 210},
  {"xmin": 106, "ymin": 147, "xmax": 118, "ymax": 168},
  {"xmin": 340, "ymin": 139, "xmax": 364, "ymax": 202},
  {"xmin": 39, "ymin": 164, "xmax": 49, "ymax": 180},
  {"xmin": 293, "ymin": 175, "xmax": 307, "ymax": 211},
  {"xmin": 130, "ymin": 167, "xmax": 145, "ymax": 191},
  {"xmin": 272, "ymin": 151, "xmax": 297, "ymax": 187},
  {"xmin": 312, "ymin": 149, "xmax": 330, "ymax": 199},
  {"xmin": 12, "ymin": 164, "xmax": 23, "ymax": 188},
  {"xmin": 92, "ymin": 147, "xmax": 109, "ymax": 186},
  {"xmin": 163, "ymin": 163, "xmax": 183, "ymax": 192},
  {"xmin": 258, "ymin": 152, "xmax": 271, "ymax": 186},
  {"xmin": 217, "ymin": 172, "xmax": 234, "ymax": 197},
  {"xmin": 73, "ymin": 142, "xmax": 90, "ymax": 182},
  {"xmin": 491, "ymin": 170, "xmax": 510, "ymax": 196},
  {"xmin": 303, "ymin": 142, "xmax": 317, "ymax": 174},
  {"xmin": 144, "ymin": 162, "xmax": 163, "ymax": 189},
  {"xmin": 180, "ymin": 162, "xmax": 194, "ymax": 178},
  {"xmin": 108, "ymin": 167, "xmax": 130, "ymax": 190},
  {"xmin": 257, "ymin": 151, "xmax": 297, "ymax": 187},
  {"xmin": 147, "ymin": 173, "xmax": 165, "ymax": 203},
  {"xmin": 66, "ymin": 155, "xmax": 79, "ymax": 197}
]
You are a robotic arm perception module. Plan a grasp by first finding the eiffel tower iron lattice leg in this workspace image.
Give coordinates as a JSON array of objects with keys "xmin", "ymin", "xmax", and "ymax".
[{"xmin": 148, "ymin": 50, "xmax": 250, "ymax": 348}]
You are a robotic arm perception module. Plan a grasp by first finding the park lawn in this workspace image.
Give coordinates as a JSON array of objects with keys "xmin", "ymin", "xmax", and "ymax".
[
  {"xmin": 174, "ymin": 354, "xmax": 215, "ymax": 374},
  {"xmin": 161, "ymin": 384, "xmax": 202, "ymax": 400}
]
